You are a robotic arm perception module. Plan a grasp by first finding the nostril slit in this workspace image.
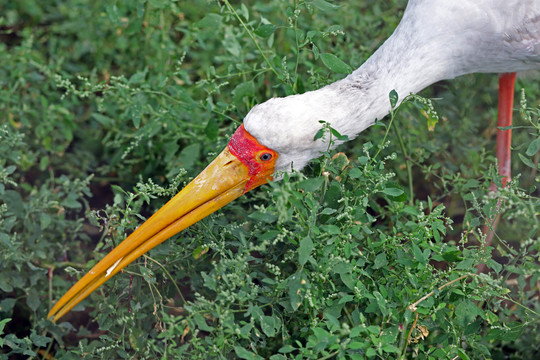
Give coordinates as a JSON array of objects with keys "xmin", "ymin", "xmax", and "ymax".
[{"xmin": 224, "ymin": 160, "xmax": 234, "ymax": 166}]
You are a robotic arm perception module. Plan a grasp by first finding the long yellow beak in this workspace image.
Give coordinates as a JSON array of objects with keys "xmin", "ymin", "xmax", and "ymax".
[{"xmin": 48, "ymin": 146, "xmax": 255, "ymax": 321}]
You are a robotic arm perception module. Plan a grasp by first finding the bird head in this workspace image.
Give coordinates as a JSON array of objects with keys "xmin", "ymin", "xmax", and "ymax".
[
  {"xmin": 48, "ymin": 123, "xmax": 279, "ymax": 321},
  {"xmin": 48, "ymin": 86, "xmax": 358, "ymax": 321},
  {"xmin": 244, "ymin": 88, "xmax": 354, "ymax": 173}
]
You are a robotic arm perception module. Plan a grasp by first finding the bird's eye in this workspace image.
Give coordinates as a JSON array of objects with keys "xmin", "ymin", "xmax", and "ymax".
[{"xmin": 259, "ymin": 152, "xmax": 273, "ymax": 161}]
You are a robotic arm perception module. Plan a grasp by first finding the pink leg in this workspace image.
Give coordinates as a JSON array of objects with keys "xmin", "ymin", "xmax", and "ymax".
[
  {"xmin": 480, "ymin": 73, "xmax": 516, "ymax": 270},
  {"xmin": 494, "ymin": 72, "xmax": 516, "ymax": 187}
]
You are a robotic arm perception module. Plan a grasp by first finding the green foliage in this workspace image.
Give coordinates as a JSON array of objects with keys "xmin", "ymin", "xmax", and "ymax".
[{"xmin": 1, "ymin": 0, "xmax": 539, "ymax": 359}]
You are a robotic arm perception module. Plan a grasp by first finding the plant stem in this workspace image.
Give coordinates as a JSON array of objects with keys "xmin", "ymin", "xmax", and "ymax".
[
  {"xmin": 223, "ymin": 0, "xmax": 281, "ymax": 79},
  {"xmin": 392, "ymin": 121, "xmax": 414, "ymax": 205},
  {"xmin": 144, "ymin": 255, "xmax": 186, "ymax": 305},
  {"xmin": 293, "ymin": 0, "xmax": 301, "ymax": 82},
  {"xmin": 408, "ymin": 274, "xmax": 470, "ymax": 312},
  {"xmin": 400, "ymin": 274, "xmax": 470, "ymax": 358},
  {"xmin": 400, "ymin": 312, "xmax": 419, "ymax": 359},
  {"xmin": 369, "ymin": 108, "xmax": 398, "ymax": 168}
]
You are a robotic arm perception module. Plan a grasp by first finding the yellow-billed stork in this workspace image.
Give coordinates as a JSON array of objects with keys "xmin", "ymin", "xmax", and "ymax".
[{"xmin": 48, "ymin": 0, "xmax": 540, "ymax": 321}]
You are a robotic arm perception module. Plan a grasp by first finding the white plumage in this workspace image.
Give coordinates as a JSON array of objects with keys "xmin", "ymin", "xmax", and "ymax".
[{"xmin": 244, "ymin": 0, "xmax": 540, "ymax": 174}]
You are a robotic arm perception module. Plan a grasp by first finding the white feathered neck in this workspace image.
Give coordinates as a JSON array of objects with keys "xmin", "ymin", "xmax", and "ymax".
[{"xmin": 244, "ymin": 0, "xmax": 540, "ymax": 173}]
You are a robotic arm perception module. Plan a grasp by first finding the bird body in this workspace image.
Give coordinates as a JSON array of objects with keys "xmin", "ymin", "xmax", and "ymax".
[
  {"xmin": 48, "ymin": 0, "xmax": 540, "ymax": 321},
  {"xmin": 245, "ymin": 0, "xmax": 540, "ymax": 173}
]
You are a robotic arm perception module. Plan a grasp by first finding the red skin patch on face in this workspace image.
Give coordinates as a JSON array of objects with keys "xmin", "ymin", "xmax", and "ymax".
[{"xmin": 228, "ymin": 124, "xmax": 277, "ymax": 192}]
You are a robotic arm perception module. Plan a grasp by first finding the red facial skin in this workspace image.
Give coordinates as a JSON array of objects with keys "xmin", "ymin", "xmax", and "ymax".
[{"xmin": 228, "ymin": 124, "xmax": 278, "ymax": 192}]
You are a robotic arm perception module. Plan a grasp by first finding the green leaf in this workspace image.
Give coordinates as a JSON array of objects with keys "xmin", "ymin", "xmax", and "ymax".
[
  {"xmin": 92, "ymin": 113, "xmax": 114, "ymax": 127},
  {"xmin": 348, "ymin": 341, "xmax": 367, "ymax": 350},
  {"xmin": 330, "ymin": 127, "xmax": 348, "ymax": 141},
  {"xmin": 334, "ymin": 262, "xmax": 352, "ymax": 274},
  {"xmin": 0, "ymin": 298, "xmax": 16, "ymax": 313},
  {"xmin": 412, "ymin": 244, "xmax": 426, "ymax": 263},
  {"xmin": 239, "ymin": 3, "xmax": 249, "ymax": 21},
  {"xmin": 340, "ymin": 273, "xmax": 356, "ymax": 290},
  {"xmin": 278, "ymin": 345, "xmax": 296, "ymax": 353},
  {"xmin": 26, "ymin": 288, "xmax": 40, "ymax": 312},
  {"xmin": 321, "ymin": 224, "xmax": 340, "ymax": 235},
  {"xmin": 373, "ymin": 253, "xmax": 387, "ymax": 269},
  {"xmin": 314, "ymin": 127, "xmax": 326, "ymax": 141},
  {"xmin": 178, "ymin": 143, "xmax": 201, "ymax": 171},
  {"xmin": 288, "ymin": 275, "xmax": 304, "ymax": 311},
  {"xmin": 254, "ymin": 24, "xmax": 277, "ymax": 38},
  {"xmin": 366, "ymin": 347, "xmax": 377, "ymax": 357},
  {"xmin": 269, "ymin": 355, "xmax": 287, "ymax": 360},
  {"xmin": 486, "ymin": 259, "xmax": 502, "ymax": 273},
  {"xmin": 349, "ymin": 167, "xmax": 363, "ymax": 179},
  {"xmin": 320, "ymin": 53, "xmax": 351, "ymax": 73},
  {"xmin": 62, "ymin": 193, "xmax": 81, "ymax": 209},
  {"xmin": 4, "ymin": 190, "xmax": 24, "ymax": 218},
  {"xmin": 193, "ymin": 313, "xmax": 214, "ymax": 332},
  {"xmin": 163, "ymin": 140, "xmax": 180, "ymax": 163},
  {"xmin": 249, "ymin": 211, "xmax": 278, "ymax": 224},
  {"xmin": 234, "ymin": 346, "xmax": 262, "ymax": 360},
  {"xmin": 373, "ymin": 291, "xmax": 388, "ymax": 316},
  {"xmin": 193, "ymin": 245, "xmax": 209, "ymax": 260},
  {"xmin": 29, "ymin": 331, "xmax": 51, "ymax": 347},
  {"xmin": 196, "ymin": 13, "xmax": 223, "ymax": 28},
  {"xmin": 233, "ymin": 80, "xmax": 255, "ymax": 105},
  {"xmin": 0, "ymin": 318, "xmax": 11, "ymax": 346},
  {"xmin": 147, "ymin": 0, "xmax": 168, "ymax": 8},
  {"xmin": 105, "ymin": 3, "xmax": 119, "ymax": 23},
  {"xmin": 260, "ymin": 315, "xmax": 281, "ymax": 337},
  {"xmin": 382, "ymin": 187, "xmax": 404, "ymax": 196},
  {"xmin": 40, "ymin": 212, "xmax": 51, "ymax": 229},
  {"xmin": 204, "ymin": 118, "xmax": 219, "ymax": 141},
  {"xmin": 518, "ymin": 153, "xmax": 538, "ymax": 169},
  {"xmin": 295, "ymin": 76, "xmax": 305, "ymax": 94},
  {"xmin": 298, "ymin": 236, "xmax": 314, "ymax": 265},
  {"xmin": 456, "ymin": 258, "xmax": 474, "ymax": 270},
  {"xmin": 389, "ymin": 89, "xmax": 399, "ymax": 108},
  {"xmin": 320, "ymin": 208, "xmax": 337, "ymax": 215},
  {"xmin": 457, "ymin": 348, "xmax": 470, "ymax": 360},
  {"xmin": 223, "ymin": 27, "xmax": 242, "ymax": 57},
  {"xmin": 140, "ymin": 266, "xmax": 156, "ymax": 285},
  {"xmin": 128, "ymin": 69, "xmax": 147, "ymax": 85},
  {"xmin": 526, "ymin": 137, "xmax": 540, "ymax": 156},
  {"xmin": 382, "ymin": 343, "xmax": 400, "ymax": 353},
  {"xmin": 442, "ymin": 250, "xmax": 462, "ymax": 262},
  {"xmin": 298, "ymin": 177, "xmax": 325, "ymax": 192},
  {"xmin": 310, "ymin": 0, "xmax": 341, "ymax": 12}
]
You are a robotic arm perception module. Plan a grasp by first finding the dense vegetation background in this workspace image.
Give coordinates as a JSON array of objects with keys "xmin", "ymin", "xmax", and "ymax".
[{"xmin": 1, "ymin": 0, "xmax": 539, "ymax": 359}]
